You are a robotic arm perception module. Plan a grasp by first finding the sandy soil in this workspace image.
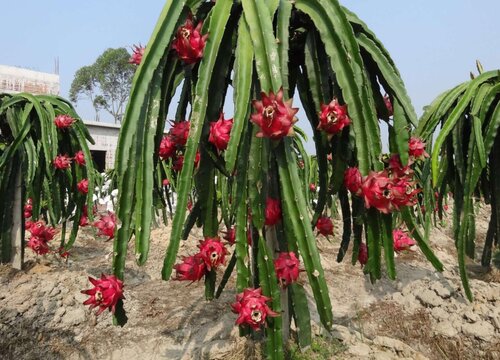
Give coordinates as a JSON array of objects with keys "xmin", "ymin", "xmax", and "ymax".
[{"xmin": 0, "ymin": 205, "xmax": 499, "ymax": 360}]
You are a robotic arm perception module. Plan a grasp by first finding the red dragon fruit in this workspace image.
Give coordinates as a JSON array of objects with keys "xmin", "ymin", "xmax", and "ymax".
[
  {"xmin": 250, "ymin": 88, "xmax": 299, "ymax": 140},
  {"xmin": 274, "ymin": 252, "xmax": 300, "ymax": 287},
  {"xmin": 358, "ymin": 242, "xmax": 368, "ymax": 266},
  {"xmin": 361, "ymin": 170, "xmax": 394, "ymax": 214},
  {"xmin": 172, "ymin": 155, "xmax": 184, "ymax": 172},
  {"xmin": 129, "ymin": 44, "xmax": 145, "ymax": 65},
  {"xmin": 81, "ymin": 274, "xmax": 124, "ymax": 315},
  {"xmin": 309, "ymin": 183, "xmax": 317, "ymax": 193},
  {"xmin": 54, "ymin": 114, "xmax": 75, "ymax": 129},
  {"xmin": 162, "ymin": 178, "xmax": 170, "ymax": 187},
  {"xmin": 408, "ymin": 137, "xmax": 429, "ymax": 160},
  {"xmin": 29, "ymin": 221, "xmax": 55, "ymax": 241},
  {"xmin": 317, "ymin": 98, "xmax": 350, "ymax": 137},
  {"xmin": 27, "ymin": 236, "xmax": 50, "ymax": 255},
  {"xmin": 77, "ymin": 179, "xmax": 89, "ymax": 194},
  {"xmin": 57, "ymin": 247, "xmax": 70, "ymax": 259},
  {"xmin": 389, "ymin": 177, "xmax": 420, "ymax": 209},
  {"xmin": 231, "ymin": 288, "xmax": 279, "ymax": 330},
  {"xmin": 316, "ymin": 216, "xmax": 334, "ymax": 237},
  {"xmin": 198, "ymin": 237, "xmax": 228, "ymax": 271},
  {"xmin": 94, "ymin": 212, "xmax": 117, "ymax": 240},
  {"xmin": 265, "ymin": 198, "xmax": 282, "ymax": 226},
  {"xmin": 159, "ymin": 136, "xmax": 177, "ymax": 160},
  {"xmin": 79, "ymin": 205, "xmax": 89, "ymax": 227},
  {"xmin": 209, "ymin": 113, "xmax": 233, "ymax": 151},
  {"xmin": 172, "ymin": 15, "xmax": 208, "ymax": 64},
  {"xmin": 53, "ymin": 154, "xmax": 72, "ymax": 170},
  {"xmin": 169, "ymin": 121, "xmax": 190, "ymax": 146},
  {"xmin": 387, "ymin": 154, "xmax": 414, "ymax": 179},
  {"xmin": 392, "ymin": 229, "xmax": 416, "ymax": 252},
  {"xmin": 222, "ymin": 226, "xmax": 236, "ymax": 245},
  {"xmin": 173, "ymin": 254, "xmax": 206, "ymax": 282},
  {"xmin": 74, "ymin": 150, "xmax": 86, "ymax": 166},
  {"xmin": 24, "ymin": 198, "xmax": 33, "ymax": 218},
  {"xmin": 344, "ymin": 167, "xmax": 362, "ymax": 196}
]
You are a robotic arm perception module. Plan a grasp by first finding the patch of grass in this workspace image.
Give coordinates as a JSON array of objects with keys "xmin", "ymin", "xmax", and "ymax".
[{"xmin": 288, "ymin": 336, "xmax": 347, "ymax": 360}]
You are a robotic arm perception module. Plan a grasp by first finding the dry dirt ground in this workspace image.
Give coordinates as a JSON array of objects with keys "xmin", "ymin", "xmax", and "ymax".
[{"xmin": 0, "ymin": 205, "xmax": 499, "ymax": 360}]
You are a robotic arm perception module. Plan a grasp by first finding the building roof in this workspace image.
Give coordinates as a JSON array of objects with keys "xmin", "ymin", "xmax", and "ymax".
[{"xmin": 83, "ymin": 120, "xmax": 121, "ymax": 129}]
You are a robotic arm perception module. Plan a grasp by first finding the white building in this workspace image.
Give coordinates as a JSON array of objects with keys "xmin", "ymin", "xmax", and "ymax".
[
  {"xmin": 84, "ymin": 121, "xmax": 120, "ymax": 171},
  {"xmin": 0, "ymin": 65, "xmax": 59, "ymax": 95}
]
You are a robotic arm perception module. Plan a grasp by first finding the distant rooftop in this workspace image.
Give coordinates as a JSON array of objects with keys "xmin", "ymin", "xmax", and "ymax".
[{"xmin": 83, "ymin": 120, "xmax": 121, "ymax": 129}]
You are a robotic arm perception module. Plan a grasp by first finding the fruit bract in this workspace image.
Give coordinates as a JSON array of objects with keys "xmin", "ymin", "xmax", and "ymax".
[
  {"xmin": 231, "ymin": 288, "xmax": 279, "ymax": 330},
  {"xmin": 250, "ymin": 88, "xmax": 298, "ymax": 140},
  {"xmin": 82, "ymin": 274, "xmax": 124, "ymax": 315}
]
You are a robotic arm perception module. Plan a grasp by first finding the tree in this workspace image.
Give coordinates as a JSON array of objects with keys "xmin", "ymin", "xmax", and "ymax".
[{"xmin": 70, "ymin": 48, "xmax": 135, "ymax": 123}]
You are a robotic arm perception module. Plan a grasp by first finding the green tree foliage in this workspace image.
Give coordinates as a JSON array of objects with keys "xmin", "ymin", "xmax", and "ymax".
[{"xmin": 69, "ymin": 48, "xmax": 135, "ymax": 123}]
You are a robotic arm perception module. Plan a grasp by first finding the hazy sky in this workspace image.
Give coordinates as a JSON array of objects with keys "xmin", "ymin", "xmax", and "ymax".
[{"xmin": 2, "ymin": 1, "xmax": 500, "ymax": 126}]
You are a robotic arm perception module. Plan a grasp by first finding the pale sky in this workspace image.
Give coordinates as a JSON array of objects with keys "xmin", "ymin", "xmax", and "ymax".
[{"xmin": 2, "ymin": 1, "xmax": 500, "ymax": 148}]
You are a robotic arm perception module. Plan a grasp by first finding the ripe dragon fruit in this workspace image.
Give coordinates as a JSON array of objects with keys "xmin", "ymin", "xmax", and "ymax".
[
  {"xmin": 54, "ymin": 114, "xmax": 75, "ymax": 129},
  {"xmin": 198, "ymin": 237, "xmax": 228, "ymax": 271},
  {"xmin": 361, "ymin": 170, "xmax": 394, "ymax": 214},
  {"xmin": 94, "ymin": 211, "xmax": 117, "ymax": 240},
  {"xmin": 79, "ymin": 205, "xmax": 89, "ymax": 227},
  {"xmin": 172, "ymin": 15, "xmax": 208, "ymax": 64},
  {"xmin": 358, "ymin": 242, "xmax": 368, "ymax": 266},
  {"xmin": 159, "ymin": 136, "xmax": 176, "ymax": 160},
  {"xmin": 26, "ymin": 220, "xmax": 56, "ymax": 255},
  {"xmin": 265, "ymin": 198, "xmax": 282, "ymax": 226},
  {"xmin": 392, "ymin": 229, "xmax": 416, "ymax": 252},
  {"xmin": 389, "ymin": 177, "xmax": 420, "ymax": 209},
  {"xmin": 53, "ymin": 154, "xmax": 72, "ymax": 170},
  {"xmin": 387, "ymin": 154, "xmax": 414, "ymax": 178},
  {"xmin": 81, "ymin": 274, "xmax": 124, "ymax": 315},
  {"xmin": 317, "ymin": 98, "xmax": 350, "ymax": 137},
  {"xmin": 344, "ymin": 167, "xmax": 362, "ymax": 196},
  {"xmin": 173, "ymin": 254, "xmax": 207, "ymax": 282},
  {"xmin": 222, "ymin": 226, "xmax": 236, "ymax": 245},
  {"xmin": 27, "ymin": 236, "xmax": 50, "ymax": 255},
  {"xmin": 29, "ymin": 221, "xmax": 56, "ymax": 242},
  {"xmin": 74, "ymin": 150, "xmax": 86, "ymax": 166},
  {"xmin": 250, "ymin": 88, "xmax": 299, "ymax": 140},
  {"xmin": 169, "ymin": 121, "xmax": 190, "ymax": 146},
  {"xmin": 309, "ymin": 183, "xmax": 317, "ymax": 193},
  {"xmin": 24, "ymin": 198, "xmax": 33, "ymax": 218},
  {"xmin": 129, "ymin": 44, "xmax": 145, "ymax": 65},
  {"xmin": 172, "ymin": 155, "xmax": 184, "ymax": 172},
  {"xmin": 274, "ymin": 252, "xmax": 300, "ymax": 287},
  {"xmin": 316, "ymin": 216, "xmax": 334, "ymax": 237},
  {"xmin": 231, "ymin": 288, "xmax": 279, "ymax": 330},
  {"xmin": 77, "ymin": 179, "xmax": 89, "ymax": 194},
  {"xmin": 408, "ymin": 137, "xmax": 429, "ymax": 160},
  {"xmin": 209, "ymin": 113, "xmax": 233, "ymax": 151},
  {"xmin": 357, "ymin": 167, "xmax": 420, "ymax": 214}
]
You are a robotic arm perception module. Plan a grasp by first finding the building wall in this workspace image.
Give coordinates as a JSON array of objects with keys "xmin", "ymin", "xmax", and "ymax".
[
  {"xmin": 84, "ymin": 121, "xmax": 120, "ymax": 170},
  {"xmin": 0, "ymin": 65, "xmax": 59, "ymax": 95}
]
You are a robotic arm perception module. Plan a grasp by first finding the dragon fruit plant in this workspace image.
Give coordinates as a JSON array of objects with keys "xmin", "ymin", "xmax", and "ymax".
[
  {"xmin": 113, "ymin": 0, "xmax": 443, "ymax": 356},
  {"xmin": 0, "ymin": 94, "xmax": 96, "ymax": 263},
  {"xmin": 416, "ymin": 62, "xmax": 500, "ymax": 301}
]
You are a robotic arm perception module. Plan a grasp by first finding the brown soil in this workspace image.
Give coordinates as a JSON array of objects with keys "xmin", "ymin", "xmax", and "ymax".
[{"xmin": 0, "ymin": 205, "xmax": 498, "ymax": 360}]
